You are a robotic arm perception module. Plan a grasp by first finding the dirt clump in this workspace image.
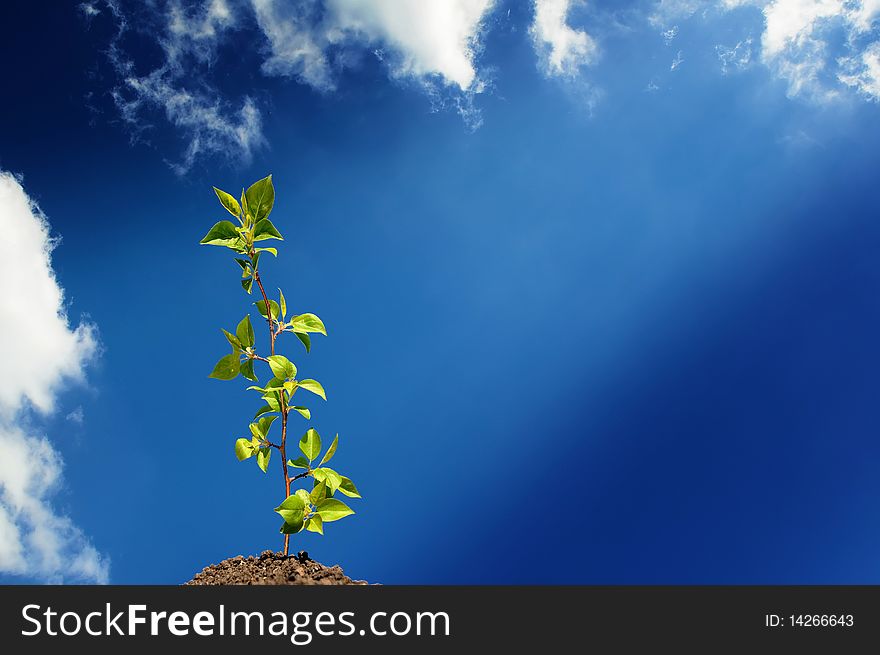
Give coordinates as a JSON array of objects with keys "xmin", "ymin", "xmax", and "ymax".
[{"xmin": 186, "ymin": 551, "xmax": 367, "ymax": 585}]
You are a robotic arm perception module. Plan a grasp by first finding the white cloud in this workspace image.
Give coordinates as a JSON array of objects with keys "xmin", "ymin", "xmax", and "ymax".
[
  {"xmin": 647, "ymin": 0, "xmax": 880, "ymax": 101},
  {"xmin": 0, "ymin": 177, "xmax": 96, "ymax": 416},
  {"xmin": 251, "ymin": 0, "xmax": 335, "ymax": 89},
  {"xmin": 96, "ymin": 0, "xmax": 498, "ymax": 168},
  {"xmin": 530, "ymin": 0, "xmax": 598, "ymax": 77},
  {"xmin": 251, "ymin": 0, "xmax": 496, "ymax": 91},
  {"xmin": 839, "ymin": 40, "xmax": 880, "ymax": 99},
  {"xmin": 760, "ymin": 0, "xmax": 880, "ymax": 99},
  {"xmin": 761, "ymin": 0, "xmax": 842, "ymax": 59},
  {"xmin": 0, "ymin": 172, "xmax": 108, "ymax": 584},
  {"xmin": 325, "ymin": 0, "xmax": 496, "ymax": 90},
  {"xmin": 713, "ymin": 0, "xmax": 880, "ymax": 100},
  {"xmin": 78, "ymin": 2, "xmax": 100, "ymax": 19}
]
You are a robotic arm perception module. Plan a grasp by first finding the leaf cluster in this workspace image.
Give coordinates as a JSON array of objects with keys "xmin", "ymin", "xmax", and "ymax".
[{"xmin": 276, "ymin": 430, "xmax": 359, "ymax": 535}]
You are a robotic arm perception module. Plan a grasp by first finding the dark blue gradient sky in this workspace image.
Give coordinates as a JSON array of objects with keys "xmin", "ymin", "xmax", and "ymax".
[{"xmin": 2, "ymin": 1, "xmax": 880, "ymax": 584}]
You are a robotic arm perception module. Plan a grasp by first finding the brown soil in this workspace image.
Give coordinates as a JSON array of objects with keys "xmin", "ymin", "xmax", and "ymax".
[{"xmin": 185, "ymin": 551, "xmax": 368, "ymax": 585}]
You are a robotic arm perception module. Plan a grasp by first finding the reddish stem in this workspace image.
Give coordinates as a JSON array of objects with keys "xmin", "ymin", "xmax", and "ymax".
[{"xmin": 252, "ymin": 251, "xmax": 292, "ymax": 556}]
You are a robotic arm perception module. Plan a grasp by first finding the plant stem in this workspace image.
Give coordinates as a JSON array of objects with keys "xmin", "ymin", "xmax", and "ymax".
[
  {"xmin": 252, "ymin": 268, "xmax": 275, "ymax": 357},
  {"xmin": 280, "ymin": 393, "xmax": 290, "ymax": 556},
  {"xmin": 252, "ymin": 253, "xmax": 292, "ymax": 556}
]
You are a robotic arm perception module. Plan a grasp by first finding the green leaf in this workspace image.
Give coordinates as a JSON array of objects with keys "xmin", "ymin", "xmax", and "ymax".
[
  {"xmin": 337, "ymin": 476, "xmax": 361, "ymax": 498},
  {"xmin": 267, "ymin": 355, "xmax": 296, "ymax": 380},
  {"xmin": 256, "ymin": 247, "xmax": 277, "ymax": 257},
  {"xmin": 313, "ymin": 467, "xmax": 342, "ymax": 494},
  {"xmin": 199, "ymin": 220, "xmax": 239, "ymax": 246},
  {"xmin": 255, "ymin": 299, "xmax": 281, "ymax": 320},
  {"xmin": 248, "ymin": 423, "xmax": 262, "ymax": 440},
  {"xmin": 253, "ymin": 218, "xmax": 283, "ymax": 241},
  {"xmin": 240, "ymin": 189, "xmax": 249, "ymax": 224},
  {"xmin": 254, "ymin": 404, "xmax": 275, "ymax": 419},
  {"xmin": 227, "ymin": 238, "xmax": 248, "ymax": 253},
  {"xmin": 291, "ymin": 406, "xmax": 310, "ymax": 420},
  {"xmin": 209, "ymin": 353, "xmax": 240, "ymax": 380},
  {"xmin": 235, "ymin": 258, "xmax": 250, "ymax": 271},
  {"xmin": 236, "ymin": 315, "xmax": 255, "ymax": 348},
  {"xmin": 213, "ymin": 187, "xmax": 242, "ymax": 219},
  {"xmin": 256, "ymin": 447, "xmax": 271, "ymax": 473},
  {"xmin": 316, "ymin": 498, "xmax": 354, "ymax": 523},
  {"xmin": 240, "ymin": 358, "xmax": 257, "ymax": 382},
  {"xmin": 295, "ymin": 488, "xmax": 312, "ymax": 506},
  {"xmin": 275, "ymin": 493, "xmax": 305, "ymax": 526},
  {"xmin": 245, "ymin": 175, "xmax": 275, "ymax": 223},
  {"xmin": 318, "ymin": 434, "xmax": 338, "ymax": 467},
  {"xmin": 279, "ymin": 288, "xmax": 287, "ymax": 319},
  {"xmin": 288, "ymin": 313, "xmax": 327, "ymax": 335},
  {"xmin": 297, "ymin": 379, "xmax": 326, "ymax": 400},
  {"xmin": 263, "ymin": 377, "xmax": 285, "ymax": 391},
  {"xmin": 299, "ymin": 428, "xmax": 322, "ymax": 461},
  {"xmin": 293, "ymin": 331, "xmax": 311, "ymax": 353},
  {"xmin": 305, "ymin": 514, "xmax": 324, "ymax": 535},
  {"xmin": 310, "ymin": 481, "xmax": 328, "ymax": 504},
  {"xmin": 280, "ymin": 519, "xmax": 304, "ymax": 534},
  {"xmin": 235, "ymin": 438, "xmax": 255, "ymax": 461},
  {"xmin": 257, "ymin": 415, "xmax": 277, "ymax": 437},
  {"xmin": 241, "ymin": 277, "xmax": 254, "ymax": 294},
  {"xmin": 222, "ymin": 329, "xmax": 241, "ymax": 349},
  {"xmin": 287, "ymin": 456, "xmax": 309, "ymax": 469}
]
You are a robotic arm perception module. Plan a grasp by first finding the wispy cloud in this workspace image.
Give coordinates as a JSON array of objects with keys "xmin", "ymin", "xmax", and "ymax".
[
  {"xmin": 250, "ymin": 0, "xmax": 336, "ymax": 90},
  {"xmin": 78, "ymin": 2, "xmax": 101, "ymax": 20},
  {"xmin": 649, "ymin": 0, "xmax": 710, "ymax": 28},
  {"xmin": 253, "ymin": 0, "xmax": 498, "ymax": 131},
  {"xmin": 0, "ymin": 171, "xmax": 108, "ymax": 584},
  {"xmin": 90, "ymin": 0, "xmax": 500, "ymax": 170},
  {"xmin": 839, "ymin": 40, "xmax": 880, "ymax": 100},
  {"xmin": 85, "ymin": 0, "xmax": 880, "ymax": 168},
  {"xmin": 650, "ymin": 0, "xmax": 880, "ymax": 101},
  {"xmin": 716, "ymin": 37, "xmax": 754, "ymax": 73},
  {"xmin": 65, "ymin": 406, "xmax": 85, "ymax": 425},
  {"xmin": 112, "ymin": 71, "xmax": 264, "ymax": 175},
  {"xmin": 749, "ymin": 0, "xmax": 880, "ymax": 100},
  {"xmin": 251, "ymin": 0, "xmax": 498, "ymax": 90},
  {"xmin": 97, "ymin": 0, "xmax": 263, "ymax": 174},
  {"xmin": 670, "ymin": 49, "xmax": 685, "ymax": 70}
]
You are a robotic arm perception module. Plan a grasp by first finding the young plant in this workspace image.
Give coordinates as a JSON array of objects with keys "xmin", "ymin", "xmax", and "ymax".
[{"xmin": 200, "ymin": 174, "xmax": 360, "ymax": 556}]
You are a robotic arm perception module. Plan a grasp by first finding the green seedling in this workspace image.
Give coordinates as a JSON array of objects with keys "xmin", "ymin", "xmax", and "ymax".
[{"xmin": 200, "ymin": 174, "xmax": 360, "ymax": 555}]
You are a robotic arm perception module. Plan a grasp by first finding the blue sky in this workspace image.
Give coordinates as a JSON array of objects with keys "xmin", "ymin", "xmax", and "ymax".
[{"xmin": 1, "ymin": 0, "xmax": 880, "ymax": 584}]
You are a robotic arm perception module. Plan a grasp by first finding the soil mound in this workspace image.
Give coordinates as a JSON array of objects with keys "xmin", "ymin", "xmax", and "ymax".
[{"xmin": 186, "ymin": 551, "xmax": 367, "ymax": 585}]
